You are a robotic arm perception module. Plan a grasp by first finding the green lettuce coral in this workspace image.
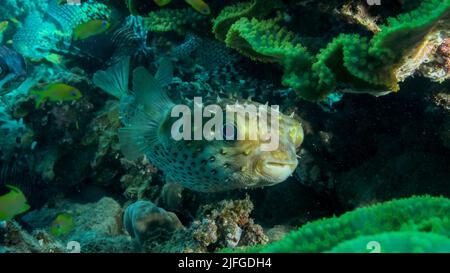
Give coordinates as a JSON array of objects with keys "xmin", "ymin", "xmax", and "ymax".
[
  {"xmin": 212, "ymin": 0, "xmax": 284, "ymax": 42},
  {"xmin": 143, "ymin": 8, "xmax": 207, "ymax": 35},
  {"xmin": 217, "ymin": 0, "xmax": 450, "ymax": 101},
  {"xmin": 224, "ymin": 196, "xmax": 450, "ymax": 253},
  {"xmin": 225, "ymin": 18, "xmax": 311, "ymax": 64},
  {"xmin": 328, "ymin": 231, "xmax": 450, "ymax": 253},
  {"xmin": 284, "ymin": 33, "xmax": 399, "ymax": 100}
]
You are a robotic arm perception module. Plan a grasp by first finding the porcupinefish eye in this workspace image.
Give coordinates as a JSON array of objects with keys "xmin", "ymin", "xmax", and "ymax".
[
  {"xmin": 289, "ymin": 124, "xmax": 304, "ymax": 148},
  {"xmin": 70, "ymin": 91, "xmax": 77, "ymax": 97},
  {"xmin": 222, "ymin": 123, "xmax": 237, "ymax": 140},
  {"xmin": 35, "ymin": 47, "xmax": 46, "ymax": 53}
]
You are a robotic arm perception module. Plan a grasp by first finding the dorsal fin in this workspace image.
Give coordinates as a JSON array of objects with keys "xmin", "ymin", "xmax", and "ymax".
[
  {"xmin": 119, "ymin": 62, "xmax": 175, "ymax": 161},
  {"xmin": 133, "ymin": 66, "xmax": 174, "ymax": 113}
]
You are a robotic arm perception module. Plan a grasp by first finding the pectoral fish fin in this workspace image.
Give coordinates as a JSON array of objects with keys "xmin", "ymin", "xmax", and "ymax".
[
  {"xmin": 93, "ymin": 56, "xmax": 130, "ymax": 99},
  {"xmin": 119, "ymin": 110, "xmax": 160, "ymax": 160}
]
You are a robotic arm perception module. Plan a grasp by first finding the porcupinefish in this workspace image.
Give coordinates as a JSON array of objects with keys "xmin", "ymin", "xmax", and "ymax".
[{"xmin": 117, "ymin": 59, "xmax": 304, "ymax": 192}]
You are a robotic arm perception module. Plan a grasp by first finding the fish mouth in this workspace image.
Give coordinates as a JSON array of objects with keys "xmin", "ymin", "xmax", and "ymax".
[
  {"xmin": 265, "ymin": 161, "xmax": 298, "ymax": 168},
  {"xmin": 261, "ymin": 160, "xmax": 298, "ymax": 183}
]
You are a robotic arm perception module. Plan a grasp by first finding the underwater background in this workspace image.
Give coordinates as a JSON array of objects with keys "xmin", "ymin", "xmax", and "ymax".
[{"xmin": 0, "ymin": 0, "xmax": 449, "ymax": 253}]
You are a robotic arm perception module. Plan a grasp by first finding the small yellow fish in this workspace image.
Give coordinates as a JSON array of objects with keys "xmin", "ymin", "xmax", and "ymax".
[
  {"xmin": 74, "ymin": 20, "xmax": 111, "ymax": 40},
  {"xmin": 45, "ymin": 53, "xmax": 64, "ymax": 65},
  {"xmin": 185, "ymin": 0, "xmax": 211, "ymax": 15},
  {"xmin": 0, "ymin": 21, "xmax": 8, "ymax": 43},
  {"xmin": 51, "ymin": 213, "xmax": 75, "ymax": 236},
  {"xmin": 154, "ymin": 0, "xmax": 172, "ymax": 7},
  {"xmin": 153, "ymin": 0, "xmax": 211, "ymax": 15},
  {"xmin": 30, "ymin": 83, "xmax": 82, "ymax": 108},
  {"xmin": 0, "ymin": 21, "xmax": 9, "ymax": 34},
  {"xmin": 0, "ymin": 185, "xmax": 30, "ymax": 221}
]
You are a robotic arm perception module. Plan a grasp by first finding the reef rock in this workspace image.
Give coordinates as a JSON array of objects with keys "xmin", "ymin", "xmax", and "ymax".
[
  {"xmin": 0, "ymin": 221, "xmax": 65, "ymax": 253},
  {"xmin": 21, "ymin": 196, "xmax": 134, "ymax": 253},
  {"xmin": 123, "ymin": 200, "xmax": 183, "ymax": 245},
  {"xmin": 147, "ymin": 196, "xmax": 269, "ymax": 253}
]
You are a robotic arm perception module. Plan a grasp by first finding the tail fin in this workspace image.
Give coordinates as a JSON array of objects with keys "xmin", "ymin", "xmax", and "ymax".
[
  {"xmin": 93, "ymin": 56, "xmax": 130, "ymax": 99},
  {"xmin": 29, "ymin": 90, "xmax": 45, "ymax": 109}
]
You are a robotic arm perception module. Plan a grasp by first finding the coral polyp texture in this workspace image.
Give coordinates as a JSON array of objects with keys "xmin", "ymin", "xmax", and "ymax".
[
  {"xmin": 215, "ymin": 0, "xmax": 450, "ymax": 100},
  {"xmin": 0, "ymin": 0, "xmax": 449, "ymax": 254},
  {"xmin": 144, "ymin": 8, "xmax": 207, "ymax": 35},
  {"xmin": 224, "ymin": 196, "xmax": 450, "ymax": 253},
  {"xmin": 212, "ymin": 0, "xmax": 284, "ymax": 42}
]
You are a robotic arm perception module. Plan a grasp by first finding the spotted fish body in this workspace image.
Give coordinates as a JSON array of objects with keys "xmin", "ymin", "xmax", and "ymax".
[{"xmin": 119, "ymin": 60, "xmax": 304, "ymax": 192}]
